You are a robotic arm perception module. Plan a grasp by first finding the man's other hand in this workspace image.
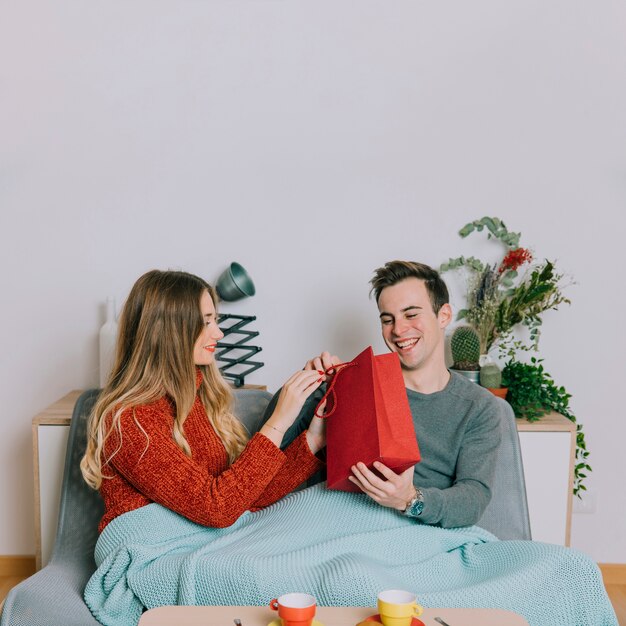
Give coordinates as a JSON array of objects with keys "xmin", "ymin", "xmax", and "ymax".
[{"xmin": 348, "ymin": 462, "xmax": 416, "ymax": 511}]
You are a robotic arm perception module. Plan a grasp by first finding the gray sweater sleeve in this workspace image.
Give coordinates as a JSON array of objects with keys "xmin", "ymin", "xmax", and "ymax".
[{"xmin": 414, "ymin": 392, "xmax": 502, "ymax": 528}]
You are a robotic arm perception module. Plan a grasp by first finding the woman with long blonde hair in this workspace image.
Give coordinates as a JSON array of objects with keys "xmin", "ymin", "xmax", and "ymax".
[{"xmin": 80, "ymin": 269, "xmax": 326, "ymax": 531}]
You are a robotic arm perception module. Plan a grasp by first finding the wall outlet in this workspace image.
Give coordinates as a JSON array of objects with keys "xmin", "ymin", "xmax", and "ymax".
[{"xmin": 573, "ymin": 492, "xmax": 597, "ymax": 514}]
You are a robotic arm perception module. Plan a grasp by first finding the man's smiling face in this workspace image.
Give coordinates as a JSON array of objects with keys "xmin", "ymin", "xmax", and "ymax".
[{"xmin": 378, "ymin": 277, "xmax": 451, "ymax": 373}]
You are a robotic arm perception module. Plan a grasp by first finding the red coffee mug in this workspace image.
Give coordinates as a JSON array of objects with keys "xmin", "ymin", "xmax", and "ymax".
[{"xmin": 269, "ymin": 592, "xmax": 316, "ymax": 626}]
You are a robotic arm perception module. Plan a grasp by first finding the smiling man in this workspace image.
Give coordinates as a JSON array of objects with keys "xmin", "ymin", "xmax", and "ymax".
[
  {"xmin": 344, "ymin": 260, "xmax": 501, "ymax": 527},
  {"xmin": 373, "ymin": 261, "xmax": 453, "ymax": 394},
  {"xmin": 264, "ymin": 260, "xmax": 501, "ymax": 528}
]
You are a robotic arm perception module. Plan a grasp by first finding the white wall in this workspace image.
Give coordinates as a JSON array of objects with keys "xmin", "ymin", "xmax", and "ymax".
[{"xmin": 1, "ymin": 0, "xmax": 624, "ymax": 562}]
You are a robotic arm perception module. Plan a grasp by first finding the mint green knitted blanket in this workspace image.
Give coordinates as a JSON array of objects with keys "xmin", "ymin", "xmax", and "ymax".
[{"xmin": 85, "ymin": 485, "xmax": 616, "ymax": 626}]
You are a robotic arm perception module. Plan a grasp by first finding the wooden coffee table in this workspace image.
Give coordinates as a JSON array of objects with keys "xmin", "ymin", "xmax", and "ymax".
[{"xmin": 138, "ymin": 605, "xmax": 530, "ymax": 625}]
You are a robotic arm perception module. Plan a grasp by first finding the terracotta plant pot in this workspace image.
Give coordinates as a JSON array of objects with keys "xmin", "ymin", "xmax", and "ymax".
[{"xmin": 488, "ymin": 387, "xmax": 508, "ymax": 399}]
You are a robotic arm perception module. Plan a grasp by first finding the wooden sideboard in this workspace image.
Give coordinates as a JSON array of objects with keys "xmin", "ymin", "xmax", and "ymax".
[
  {"xmin": 32, "ymin": 390, "xmax": 83, "ymax": 570},
  {"xmin": 516, "ymin": 411, "xmax": 576, "ymax": 546},
  {"xmin": 32, "ymin": 393, "xmax": 575, "ymax": 569}
]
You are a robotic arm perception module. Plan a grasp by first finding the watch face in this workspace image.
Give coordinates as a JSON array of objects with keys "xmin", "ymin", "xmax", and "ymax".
[{"xmin": 409, "ymin": 498, "xmax": 424, "ymax": 517}]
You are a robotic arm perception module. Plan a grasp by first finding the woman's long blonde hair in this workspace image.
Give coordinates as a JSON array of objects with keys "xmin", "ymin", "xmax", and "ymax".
[{"xmin": 80, "ymin": 270, "xmax": 249, "ymax": 490}]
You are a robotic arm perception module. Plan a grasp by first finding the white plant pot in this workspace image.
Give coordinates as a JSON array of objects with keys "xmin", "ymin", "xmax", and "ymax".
[{"xmin": 450, "ymin": 368, "xmax": 480, "ymax": 384}]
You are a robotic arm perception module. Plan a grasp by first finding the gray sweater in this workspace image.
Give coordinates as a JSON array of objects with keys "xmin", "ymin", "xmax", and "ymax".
[
  {"xmin": 264, "ymin": 370, "xmax": 501, "ymax": 529},
  {"xmin": 407, "ymin": 371, "xmax": 501, "ymax": 528}
]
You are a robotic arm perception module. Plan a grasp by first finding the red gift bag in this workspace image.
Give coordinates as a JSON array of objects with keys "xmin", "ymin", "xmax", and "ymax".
[{"xmin": 315, "ymin": 346, "xmax": 421, "ymax": 492}]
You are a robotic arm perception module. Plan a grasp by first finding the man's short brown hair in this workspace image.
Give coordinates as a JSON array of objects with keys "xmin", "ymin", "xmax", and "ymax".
[{"xmin": 370, "ymin": 260, "xmax": 450, "ymax": 314}]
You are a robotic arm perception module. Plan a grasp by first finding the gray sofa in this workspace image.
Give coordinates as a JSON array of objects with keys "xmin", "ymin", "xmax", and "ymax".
[{"xmin": 1, "ymin": 388, "xmax": 530, "ymax": 626}]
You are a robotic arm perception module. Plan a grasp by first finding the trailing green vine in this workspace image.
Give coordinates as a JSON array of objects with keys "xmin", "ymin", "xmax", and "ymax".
[{"xmin": 502, "ymin": 358, "xmax": 591, "ymax": 498}]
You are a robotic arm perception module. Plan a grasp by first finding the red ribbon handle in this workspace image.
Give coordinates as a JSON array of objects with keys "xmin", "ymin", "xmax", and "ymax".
[{"xmin": 314, "ymin": 361, "xmax": 357, "ymax": 418}]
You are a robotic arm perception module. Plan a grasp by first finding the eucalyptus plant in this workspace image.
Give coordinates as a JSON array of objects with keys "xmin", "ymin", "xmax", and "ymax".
[{"xmin": 440, "ymin": 216, "xmax": 570, "ymax": 357}]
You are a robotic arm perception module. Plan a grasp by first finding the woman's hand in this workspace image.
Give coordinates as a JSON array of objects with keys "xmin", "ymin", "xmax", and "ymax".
[
  {"xmin": 304, "ymin": 351, "xmax": 341, "ymax": 382},
  {"xmin": 300, "ymin": 351, "xmax": 338, "ymax": 453},
  {"xmin": 305, "ymin": 400, "xmax": 327, "ymax": 455},
  {"xmin": 260, "ymin": 370, "xmax": 323, "ymax": 446}
]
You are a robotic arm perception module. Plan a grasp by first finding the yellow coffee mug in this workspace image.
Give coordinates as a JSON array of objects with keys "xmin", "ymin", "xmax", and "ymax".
[{"xmin": 377, "ymin": 589, "xmax": 423, "ymax": 626}]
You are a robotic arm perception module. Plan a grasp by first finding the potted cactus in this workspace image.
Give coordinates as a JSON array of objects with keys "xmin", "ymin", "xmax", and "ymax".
[
  {"xmin": 479, "ymin": 362, "xmax": 508, "ymax": 399},
  {"xmin": 450, "ymin": 326, "xmax": 481, "ymax": 383}
]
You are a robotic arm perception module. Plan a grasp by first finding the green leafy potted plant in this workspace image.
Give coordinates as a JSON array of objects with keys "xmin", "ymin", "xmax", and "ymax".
[{"xmin": 502, "ymin": 358, "xmax": 591, "ymax": 498}]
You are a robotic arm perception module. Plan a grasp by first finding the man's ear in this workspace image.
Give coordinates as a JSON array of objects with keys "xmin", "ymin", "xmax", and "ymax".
[{"xmin": 438, "ymin": 303, "xmax": 452, "ymax": 329}]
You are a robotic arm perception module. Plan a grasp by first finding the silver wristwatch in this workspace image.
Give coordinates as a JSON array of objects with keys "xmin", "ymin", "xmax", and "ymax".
[{"xmin": 403, "ymin": 487, "xmax": 424, "ymax": 518}]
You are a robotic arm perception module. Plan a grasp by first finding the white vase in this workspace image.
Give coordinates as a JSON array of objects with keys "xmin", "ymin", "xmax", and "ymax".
[{"xmin": 99, "ymin": 297, "xmax": 118, "ymax": 388}]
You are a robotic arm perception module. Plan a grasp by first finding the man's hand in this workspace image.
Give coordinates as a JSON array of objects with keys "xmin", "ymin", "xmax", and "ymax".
[
  {"xmin": 304, "ymin": 351, "xmax": 341, "ymax": 381},
  {"xmin": 348, "ymin": 462, "xmax": 416, "ymax": 511}
]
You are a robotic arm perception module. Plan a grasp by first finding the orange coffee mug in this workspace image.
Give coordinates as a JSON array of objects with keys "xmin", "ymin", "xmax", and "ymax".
[{"xmin": 269, "ymin": 592, "xmax": 316, "ymax": 626}]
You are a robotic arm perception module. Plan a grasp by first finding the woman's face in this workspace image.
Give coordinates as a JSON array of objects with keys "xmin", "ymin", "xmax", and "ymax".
[{"xmin": 193, "ymin": 290, "xmax": 224, "ymax": 365}]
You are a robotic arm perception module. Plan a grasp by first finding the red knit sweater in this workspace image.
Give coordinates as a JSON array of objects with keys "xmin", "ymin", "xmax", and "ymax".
[{"xmin": 98, "ymin": 389, "xmax": 323, "ymax": 532}]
